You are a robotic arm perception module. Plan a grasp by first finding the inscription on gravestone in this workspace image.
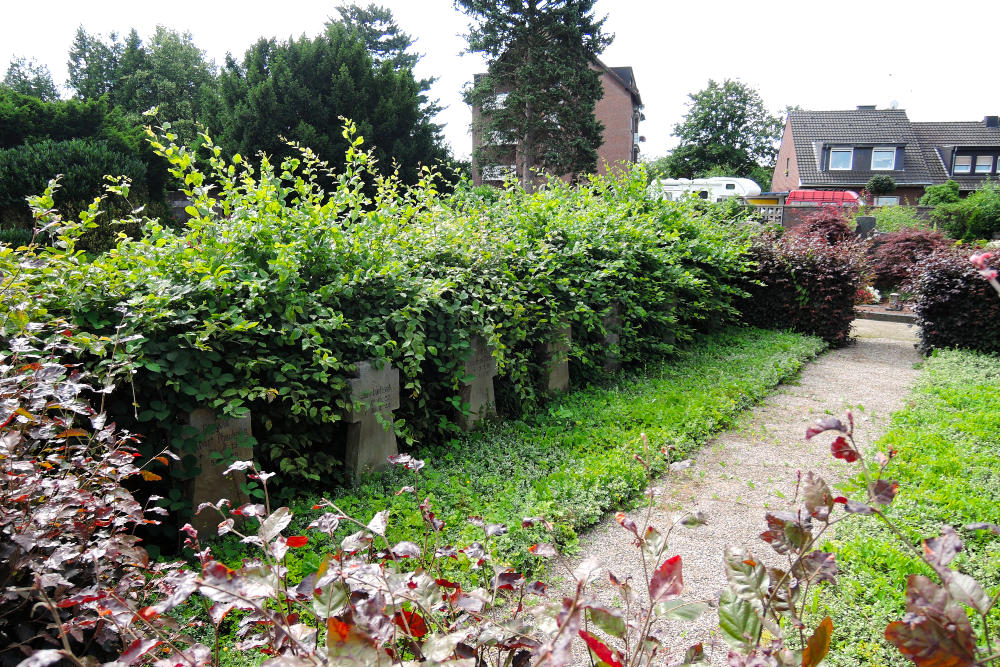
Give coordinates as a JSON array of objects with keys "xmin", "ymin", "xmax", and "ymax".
[
  {"xmin": 458, "ymin": 336, "xmax": 497, "ymax": 431},
  {"xmin": 188, "ymin": 408, "xmax": 253, "ymax": 535},
  {"xmin": 542, "ymin": 325, "xmax": 572, "ymax": 392},
  {"xmin": 602, "ymin": 303, "xmax": 623, "ymax": 373},
  {"xmin": 345, "ymin": 360, "xmax": 400, "ymax": 476}
]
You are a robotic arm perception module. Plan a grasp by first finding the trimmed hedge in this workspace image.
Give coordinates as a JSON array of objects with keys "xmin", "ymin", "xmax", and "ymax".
[
  {"xmin": 0, "ymin": 126, "xmax": 754, "ymax": 502},
  {"xmin": 910, "ymin": 249, "xmax": 1000, "ymax": 354},
  {"xmin": 739, "ymin": 227, "xmax": 864, "ymax": 346}
]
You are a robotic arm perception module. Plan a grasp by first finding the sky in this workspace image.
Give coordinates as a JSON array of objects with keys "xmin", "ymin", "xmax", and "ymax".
[{"xmin": 2, "ymin": 0, "xmax": 999, "ymax": 161}]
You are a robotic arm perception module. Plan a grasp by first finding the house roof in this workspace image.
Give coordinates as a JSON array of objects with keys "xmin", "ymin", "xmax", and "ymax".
[
  {"xmin": 912, "ymin": 121, "xmax": 1000, "ymax": 190},
  {"xmin": 788, "ymin": 109, "xmax": 933, "ymax": 187},
  {"xmin": 595, "ymin": 58, "xmax": 642, "ymax": 107}
]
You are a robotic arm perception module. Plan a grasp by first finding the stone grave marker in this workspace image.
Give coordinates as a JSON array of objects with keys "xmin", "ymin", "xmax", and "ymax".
[
  {"xmin": 458, "ymin": 336, "xmax": 498, "ymax": 431},
  {"xmin": 188, "ymin": 408, "xmax": 253, "ymax": 535},
  {"xmin": 345, "ymin": 360, "xmax": 400, "ymax": 476},
  {"xmin": 602, "ymin": 303, "xmax": 623, "ymax": 373},
  {"xmin": 542, "ymin": 325, "xmax": 572, "ymax": 392},
  {"xmin": 855, "ymin": 216, "xmax": 877, "ymax": 239}
]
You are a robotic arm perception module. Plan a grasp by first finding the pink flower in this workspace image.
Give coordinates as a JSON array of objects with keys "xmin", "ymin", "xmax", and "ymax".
[{"xmin": 970, "ymin": 252, "xmax": 994, "ymax": 270}]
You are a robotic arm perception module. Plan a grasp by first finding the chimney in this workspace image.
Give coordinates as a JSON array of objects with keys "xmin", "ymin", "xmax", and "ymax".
[
  {"xmin": 856, "ymin": 105, "xmax": 876, "ymax": 110},
  {"xmin": 985, "ymin": 116, "xmax": 1000, "ymax": 128}
]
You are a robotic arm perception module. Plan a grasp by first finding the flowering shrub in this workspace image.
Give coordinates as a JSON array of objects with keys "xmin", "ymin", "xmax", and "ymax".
[
  {"xmin": 740, "ymin": 228, "xmax": 864, "ymax": 346},
  {"xmin": 909, "ymin": 250, "xmax": 1000, "ymax": 353}
]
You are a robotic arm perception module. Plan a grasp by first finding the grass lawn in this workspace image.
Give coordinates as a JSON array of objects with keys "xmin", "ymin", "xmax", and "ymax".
[
  {"xmin": 818, "ymin": 348, "xmax": 1000, "ymax": 666},
  {"xmin": 216, "ymin": 327, "xmax": 825, "ymax": 578}
]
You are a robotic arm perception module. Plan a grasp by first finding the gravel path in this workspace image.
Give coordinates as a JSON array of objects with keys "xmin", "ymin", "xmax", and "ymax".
[{"xmin": 553, "ymin": 320, "xmax": 923, "ymax": 665}]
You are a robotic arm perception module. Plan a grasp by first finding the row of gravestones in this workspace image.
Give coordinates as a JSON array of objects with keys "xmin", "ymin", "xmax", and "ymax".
[{"xmin": 188, "ymin": 312, "xmax": 624, "ymax": 532}]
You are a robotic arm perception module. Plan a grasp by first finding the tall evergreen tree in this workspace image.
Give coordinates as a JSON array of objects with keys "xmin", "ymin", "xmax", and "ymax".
[
  {"xmin": 333, "ymin": 4, "xmax": 419, "ymax": 70},
  {"xmin": 216, "ymin": 24, "xmax": 447, "ymax": 184},
  {"xmin": 67, "ymin": 27, "xmax": 121, "ymax": 101},
  {"xmin": 2, "ymin": 57, "xmax": 59, "ymax": 101},
  {"xmin": 456, "ymin": 0, "xmax": 611, "ymax": 189}
]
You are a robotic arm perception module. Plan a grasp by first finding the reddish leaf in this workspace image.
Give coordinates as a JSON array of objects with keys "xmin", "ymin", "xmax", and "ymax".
[
  {"xmin": 923, "ymin": 526, "xmax": 962, "ymax": 571},
  {"xmin": 802, "ymin": 616, "xmax": 832, "ymax": 667},
  {"xmin": 885, "ymin": 575, "xmax": 977, "ymax": 667},
  {"xmin": 869, "ymin": 479, "xmax": 899, "ymax": 505},
  {"xmin": 393, "ymin": 610, "xmax": 427, "ymax": 638},
  {"xmin": 806, "ymin": 417, "xmax": 845, "ymax": 440},
  {"xmin": 390, "ymin": 541, "xmax": 420, "ymax": 558},
  {"xmin": 529, "ymin": 543, "xmax": 557, "ymax": 558},
  {"xmin": 56, "ymin": 428, "xmax": 89, "ymax": 439},
  {"xmin": 649, "ymin": 555, "xmax": 683, "ymax": 602},
  {"xmin": 327, "ymin": 617, "xmax": 351, "ymax": 643},
  {"xmin": 139, "ymin": 470, "xmax": 162, "ymax": 481},
  {"xmin": 578, "ymin": 630, "xmax": 623, "ymax": 667},
  {"xmin": 830, "ymin": 436, "xmax": 860, "ymax": 463},
  {"xmin": 286, "ymin": 535, "xmax": 308, "ymax": 548},
  {"xmin": 120, "ymin": 638, "xmax": 162, "ymax": 666},
  {"xmin": 615, "ymin": 512, "xmax": 638, "ymax": 537}
]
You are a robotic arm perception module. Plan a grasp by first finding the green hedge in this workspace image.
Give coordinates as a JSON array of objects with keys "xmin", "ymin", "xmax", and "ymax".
[{"xmin": 0, "ymin": 124, "xmax": 755, "ymax": 503}]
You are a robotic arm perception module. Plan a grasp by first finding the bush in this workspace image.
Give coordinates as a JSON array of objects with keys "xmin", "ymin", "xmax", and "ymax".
[
  {"xmin": 932, "ymin": 180, "xmax": 1000, "ymax": 241},
  {"xmin": 866, "ymin": 173, "xmax": 896, "ymax": 196},
  {"xmin": 740, "ymin": 227, "xmax": 864, "ymax": 346},
  {"xmin": 0, "ymin": 124, "xmax": 754, "ymax": 501},
  {"xmin": 909, "ymin": 249, "xmax": 1000, "ymax": 353},
  {"xmin": 789, "ymin": 205, "xmax": 855, "ymax": 245},
  {"xmin": 868, "ymin": 227, "xmax": 953, "ymax": 292},
  {"xmin": 867, "ymin": 205, "xmax": 931, "ymax": 233},
  {"xmin": 0, "ymin": 325, "xmax": 179, "ymax": 663},
  {"xmin": 918, "ymin": 179, "xmax": 961, "ymax": 206}
]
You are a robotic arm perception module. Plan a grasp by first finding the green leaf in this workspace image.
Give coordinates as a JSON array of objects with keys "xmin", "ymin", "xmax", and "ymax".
[
  {"xmin": 718, "ymin": 588, "xmax": 761, "ymax": 649},
  {"xmin": 588, "ymin": 605, "xmax": 625, "ymax": 638},
  {"xmin": 653, "ymin": 599, "xmax": 708, "ymax": 621}
]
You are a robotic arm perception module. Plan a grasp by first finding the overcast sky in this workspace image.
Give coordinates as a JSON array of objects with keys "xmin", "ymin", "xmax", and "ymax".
[{"xmin": 3, "ymin": 0, "xmax": 999, "ymax": 161}]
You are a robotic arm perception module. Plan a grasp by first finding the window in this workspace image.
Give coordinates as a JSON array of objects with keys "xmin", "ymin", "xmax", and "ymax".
[
  {"xmin": 875, "ymin": 196, "xmax": 900, "ymax": 206},
  {"xmin": 829, "ymin": 148, "xmax": 853, "ymax": 170},
  {"xmin": 871, "ymin": 148, "xmax": 896, "ymax": 170},
  {"xmin": 725, "ymin": 183, "xmax": 735, "ymax": 190},
  {"xmin": 954, "ymin": 155, "xmax": 972, "ymax": 174},
  {"xmin": 975, "ymin": 155, "xmax": 994, "ymax": 174}
]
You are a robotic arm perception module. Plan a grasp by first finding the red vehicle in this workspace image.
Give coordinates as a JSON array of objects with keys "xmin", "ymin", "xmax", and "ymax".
[{"xmin": 785, "ymin": 189, "xmax": 861, "ymax": 206}]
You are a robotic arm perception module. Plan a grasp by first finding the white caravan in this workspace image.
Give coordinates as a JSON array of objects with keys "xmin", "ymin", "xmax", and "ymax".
[{"xmin": 648, "ymin": 177, "xmax": 762, "ymax": 202}]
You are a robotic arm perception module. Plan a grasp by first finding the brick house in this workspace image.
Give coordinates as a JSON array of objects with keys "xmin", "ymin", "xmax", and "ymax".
[
  {"xmin": 471, "ymin": 59, "xmax": 643, "ymax": 185},
  {"xmin": 772, "ymin": 107, "xmax": 1000, "ymax": 204}
]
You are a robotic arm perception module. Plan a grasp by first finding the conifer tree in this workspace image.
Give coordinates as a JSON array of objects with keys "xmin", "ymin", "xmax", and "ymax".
[
  {"xmin": 456, "ymin": 0, "xmax": 611, "ymax": 189},
  {"xmin": 3, "ymin": 57, "xmax": 60, "ymax": 101}
]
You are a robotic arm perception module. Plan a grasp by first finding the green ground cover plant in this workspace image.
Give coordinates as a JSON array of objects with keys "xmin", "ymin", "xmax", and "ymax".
[
  {"xmin": 267, "ymin": 327, "xmax": 824, "ymax": 579},
  {"xmin": 818, "ymin": 349, "xmax": 1000, "ymax": 666}
]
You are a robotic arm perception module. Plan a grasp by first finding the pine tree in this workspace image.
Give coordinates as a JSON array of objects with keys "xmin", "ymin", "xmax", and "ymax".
[
  {"xmin": 456, "ymin": 0, "xmax": 611, "ymax": 190},
  {"xmin": 3, "ymin": 57, "xmax": 60, "ymax": 101}
]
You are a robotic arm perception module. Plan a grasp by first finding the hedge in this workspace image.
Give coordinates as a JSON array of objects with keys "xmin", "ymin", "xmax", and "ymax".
[{"xmin": 0, "ymin": 124, "xmax": 755, "ymax": 510}]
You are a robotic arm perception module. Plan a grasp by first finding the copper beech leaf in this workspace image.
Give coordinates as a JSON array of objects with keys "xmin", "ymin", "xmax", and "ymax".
[
  {"xmin": 587, "ymin": 604, "xmax": 626, "ymax": 638},
  {"xmin": 802, "ymin": 472, "xmax": 834, "ymax": 521},
  {"xmin": 801, "ymin": 616, "xmax": 832, "ymax": 667},
  {"xmin": 884, "ymin": 574, "xmax": 977, "ymax": 667},
  {"xmin": 830, "ymin": 436, "xmax": 860, "ymax": 463},
  {"xmin": 649, "ymin": 555, "xmax": 683, "ymax": 601},
  {"xmin": 805, "ymin": 417, "xmax": 846, "ymax": 440},
  {"xmin": 578, "ymin": 630, "xmax": 623, "ymax": 667},
  {"xmin": 869, "ymin": 479, "xmax": 899, "ymax": 505}
]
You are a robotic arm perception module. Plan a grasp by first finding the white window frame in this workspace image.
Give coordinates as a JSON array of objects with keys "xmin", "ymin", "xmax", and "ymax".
[
  {"xmin": 829, "ymin": 148, "xmax": 853, "ymax": 170},
  {"xmin": 875, "ymin": 195, "xmax": 900, "ymax": 206},
  {"xmin": 975, "ymin": 155, "xmax": 994, "ymax": 174},
  {"xmin": 871, "ymin": 147, "xmax": 896, "ymax": 170},
  {"xmin": 954, "ymin": 155, "xmax": 972, "ymax": 174}
]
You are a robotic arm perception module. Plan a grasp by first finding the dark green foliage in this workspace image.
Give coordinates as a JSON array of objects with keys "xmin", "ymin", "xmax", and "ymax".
[
  {"xmin": 918, "ymin": 179, "xmax": 961, "ymax": 207},
  {"xmin": 334, "ymin": 3, "xmax": 420, "ymax": 71},
  {"xmin": 819, "ymin": 349, "xmax": 1000, "ymax": 666},
  {"xmin": 216, "ymin": 24, "xmax": 446, "ymax": 184},
  {"xmin": 866, "ymin": 173, "xmax": 896, "ymax": 196},
  {"xmin": 458, "ymin": 0, "xmax": 611, "ymax": 187},
  {"xmin": 740, "ymin": 226, "xmax": 864, "ymax": 346},
  {"xmin": 1, "ymin": 56, "xmax": 59, "ymax": 101},
  {"xmin": 867, "ymin": 228, "xmax": 952, "ymax": 292},
  {"xmin": 910, "ymin": 250, "xmax": 1000, "ymax": 354},
  {"xmin": 932, "ymin": 181, "xmax": 1000, "ymax": 241},
  {"xmin": 0, "ymin": 88, "xmax": 107, "ymax": 148},
  {"xmin": 663, "ymin": 79, "xmax": 782, "ymax": 179}
]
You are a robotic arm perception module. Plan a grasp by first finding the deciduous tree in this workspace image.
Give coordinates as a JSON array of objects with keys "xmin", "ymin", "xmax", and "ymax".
[
  {"xmin": 664, "ymin": 79, "xmax": 781, "ymax": 181},
  {"xmin": 456, "ymin": 0, "xmax": 612, "ymax": 190}
]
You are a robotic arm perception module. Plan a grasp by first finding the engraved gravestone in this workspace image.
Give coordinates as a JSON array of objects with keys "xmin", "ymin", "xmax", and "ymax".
[
  {"xmin": 345, "ymin": 360, "xmax": 400, "ymax": 477},
  {"xmin": 602, "ymin": 303, "xmax": 623, "ymax": 373},
  {"xmin": 188, "ymin": 408, "xmax": 253, "ymax": 535},
  {"xmin": 542, "ymin": 325, "xmax": 572, "ymax": 392},
  {"xmin": 458, "ymin": 336, "xmax": 498, "ymax": 431}
]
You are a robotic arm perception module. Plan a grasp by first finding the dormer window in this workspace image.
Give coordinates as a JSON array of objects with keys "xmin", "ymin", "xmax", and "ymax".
[
  {"xmin": 829, "ymin": 148, "xmax": 853, "ymax": 170},
  {"xmin": 975, "ymin": 156, "xmax": 994, "ymax": 174},
  {"xmin": 871, "ymin": 148, "xmax": 896, "ymax": 170},
  {"xmin": 954, "ymin": 155, "xmax": 972, "ymax": 174}
]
